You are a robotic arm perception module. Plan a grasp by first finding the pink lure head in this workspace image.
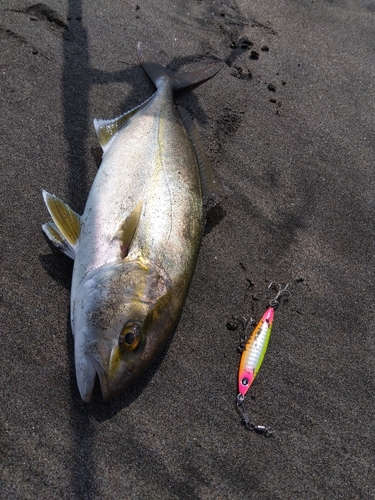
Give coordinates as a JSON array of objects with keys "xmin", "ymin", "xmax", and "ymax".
[
  {"xmin": 264, "ymin": 306, "xmax": 274, "ymax": 324},
  {"xmin": 238, "ymin": 368, "xmax": 254, "ymax": 397}
]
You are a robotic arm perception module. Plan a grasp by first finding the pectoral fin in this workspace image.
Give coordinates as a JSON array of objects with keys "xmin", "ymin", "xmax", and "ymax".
[
  {"xmin": 113, "ymin": 202, "xmax": 143, "ymax": 259},
  {"xmin": 42, "ymin": 190, "xmax": 81, "ymax": 259}
]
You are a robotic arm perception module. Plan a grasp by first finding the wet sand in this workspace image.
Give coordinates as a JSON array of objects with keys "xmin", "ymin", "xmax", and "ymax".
[{"xmin": 1, "ymin": 0, "xmax": 374, "ymax": 498}]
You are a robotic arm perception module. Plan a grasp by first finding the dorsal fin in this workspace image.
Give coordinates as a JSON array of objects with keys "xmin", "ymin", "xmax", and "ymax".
[
  {"xmin": 113, "ymin": 202, "xmax": 143, "ymax": 259},
  {"xmin": 42, "ymin": 190, "xmax": 81, "ymax": 258},
  {"xmin": 177, "ymin": 107, "xmax": 226, "ymax": 210},
  {"xmin": 94, "ymin": 96, "xmax": 153, "ymax": 152}
]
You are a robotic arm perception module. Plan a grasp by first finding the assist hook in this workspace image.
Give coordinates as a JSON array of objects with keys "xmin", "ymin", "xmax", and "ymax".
[{"xmin": 268, "ymin": 282, "xmax": 291, "ymax": 309}]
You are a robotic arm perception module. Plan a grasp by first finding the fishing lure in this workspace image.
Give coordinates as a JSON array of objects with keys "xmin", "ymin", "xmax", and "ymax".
[{"xmin": 236, "ymin": 283, "xmax": 290, "ymax": 437}]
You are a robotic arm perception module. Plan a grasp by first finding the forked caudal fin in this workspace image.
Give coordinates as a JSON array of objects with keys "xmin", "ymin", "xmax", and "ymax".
[
  {"xmin": 137, "ymin": 42, "xmax": 223, "ymax": 90},
  {"xmin": 93, "ymin": 43, "xmax": 223, "ymax": 152}
]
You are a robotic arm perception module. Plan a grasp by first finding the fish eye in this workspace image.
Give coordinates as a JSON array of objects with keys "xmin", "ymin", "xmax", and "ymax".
[{"xmin": 119, "ymin": 322, "xmax": 142, "ymax": 352}]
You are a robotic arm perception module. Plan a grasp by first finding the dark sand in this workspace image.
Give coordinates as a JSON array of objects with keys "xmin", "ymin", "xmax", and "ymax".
[{"xmin": 1, "ymin": 1, "xmax": 375, "ymax": 498}]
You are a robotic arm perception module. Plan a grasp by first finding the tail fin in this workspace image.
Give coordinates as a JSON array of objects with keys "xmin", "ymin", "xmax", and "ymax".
[{"xmin": 137, "ymin": 42, "xmax": 223, "ymax": 90}]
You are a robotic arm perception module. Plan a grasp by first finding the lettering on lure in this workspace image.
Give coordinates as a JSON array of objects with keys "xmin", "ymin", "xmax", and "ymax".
[{"xmin": 235, "ymin": 283, "xmax": 290, "ymax": 437}]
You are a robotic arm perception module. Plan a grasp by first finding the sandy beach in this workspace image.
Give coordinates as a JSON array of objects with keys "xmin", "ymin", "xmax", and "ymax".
[{"xmin": 1, "ymin": 0, "xmax": 374, "ymax": 498}]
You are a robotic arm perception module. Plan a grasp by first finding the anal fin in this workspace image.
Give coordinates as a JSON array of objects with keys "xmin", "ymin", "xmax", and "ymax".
[
  {"xmin": 42, "ymin": 222, "xmax": 76, "ymax": 259},
  {"xmin": 94, "ymin": 96, "xmax": 152, "ymax": 152},
  {"xmin": 42, "ymin": 190, "xmax": 81, "ymax": 259}
]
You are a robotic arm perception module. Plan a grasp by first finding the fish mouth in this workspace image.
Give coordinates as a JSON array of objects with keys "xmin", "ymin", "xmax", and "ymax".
[
  {"xmin": 80, "ymin": 338, "xmax": 113, "ymax": 401},
  {"xmin": 86, "ymin": 351, "xmax": 113, "ymax": 402},
  {"xmin": 85, "ymin": 340, "xmax": 134, "ymax": 402}
]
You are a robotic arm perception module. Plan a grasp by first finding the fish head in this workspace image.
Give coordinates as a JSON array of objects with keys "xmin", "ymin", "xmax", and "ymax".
[{"xmin": 72, "ymin": 260, "xmax": 173, "ymax": 402}]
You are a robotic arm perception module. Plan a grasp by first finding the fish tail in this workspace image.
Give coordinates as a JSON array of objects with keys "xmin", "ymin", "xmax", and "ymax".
[{"xmin": 137, "ymin": 42, "xmax": 223, "ymax": 90}]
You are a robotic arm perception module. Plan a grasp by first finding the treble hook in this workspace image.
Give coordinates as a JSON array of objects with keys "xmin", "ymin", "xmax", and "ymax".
[{"xmin": 268, "ymin": 282, "xmax": 291, "ymax": 309}]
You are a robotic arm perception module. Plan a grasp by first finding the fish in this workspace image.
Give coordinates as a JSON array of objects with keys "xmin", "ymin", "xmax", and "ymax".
[{"xmin": 42, "ymin": 43, "xmax": 223, "ymax": 402}]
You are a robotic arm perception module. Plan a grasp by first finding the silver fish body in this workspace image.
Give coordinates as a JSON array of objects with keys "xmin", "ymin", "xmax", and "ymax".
[{"xmin": 42, "ymin": 44, "xmax": 222, "ymax": 401}]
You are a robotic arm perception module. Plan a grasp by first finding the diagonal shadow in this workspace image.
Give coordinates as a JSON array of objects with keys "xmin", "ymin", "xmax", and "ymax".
[
  {"xmin": 62, "ymin": 2, "xmax": 89, "ymax": 213},
  {"xmin": 62, "ymin": 3, "xmax": 94, "ymax": 496}
]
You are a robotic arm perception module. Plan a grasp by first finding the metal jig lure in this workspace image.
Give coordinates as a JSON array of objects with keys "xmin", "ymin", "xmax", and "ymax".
[{"xmin": 236, "ymin": 283, "xmax": 290, "ymax": 437}]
